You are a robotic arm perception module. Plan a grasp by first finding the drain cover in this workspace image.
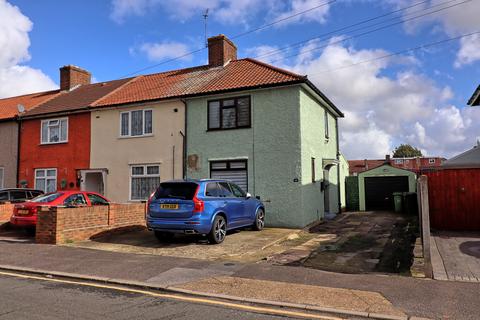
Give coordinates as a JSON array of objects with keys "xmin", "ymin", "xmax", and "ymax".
[{"xmin": 224, "ymin": 263, "xmax": 235, "ymax": 266}]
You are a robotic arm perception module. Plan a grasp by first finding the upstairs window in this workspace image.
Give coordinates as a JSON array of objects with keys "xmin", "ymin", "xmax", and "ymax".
[
  {"xmin": 41, "ymin": 118, "xmax": 68, "ymax": 144},
  {"xmin": 120, "ymin": 109, "xmax": 153, "ymax": 137},
  {"xmin": 208, "ymin": 96, "xmax": 251, "ymax": 130}
]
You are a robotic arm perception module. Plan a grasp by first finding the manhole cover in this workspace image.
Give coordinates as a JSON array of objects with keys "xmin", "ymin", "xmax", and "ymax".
[{"xmin": 460, "ymin": 241, "xmax": 480, "ymax": 258}]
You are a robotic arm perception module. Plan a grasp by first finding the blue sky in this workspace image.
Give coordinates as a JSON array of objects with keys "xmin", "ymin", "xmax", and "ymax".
[{"xmin": 2, "ymin": 0, "xmax": 480, "ymax": 158}]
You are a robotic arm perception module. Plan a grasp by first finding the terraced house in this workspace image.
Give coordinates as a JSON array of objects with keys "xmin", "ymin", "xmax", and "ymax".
[{"xmin": 6, "ymin": 34, "xmax": 346, "ymax": 228}]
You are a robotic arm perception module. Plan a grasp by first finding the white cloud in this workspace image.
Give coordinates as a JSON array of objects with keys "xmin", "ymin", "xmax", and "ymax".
[
  {"xmin": 110, "ymin": 0, "xmax": 332, "ymax": 26},
  {"xmin": 285, "ymin": 38, "xmax": 479, "ymax": 158},
  {"xmin": 387, "ymin": 0, "xmax": 480, "ymax": 67},
  {"xmin": 136, "ymin": 41, "xmax": 192, "ymax": 62},
  {"xmin": 455, "ymin": 33, "xmax": 480, "ymax": 67},
  {"xmin": 271, "ymin": 0, "xmax": 331, "ymax": 26},
  {"xmin": 245, "ymin": 45, "xmax": 287, "ymax": 64},
  {"xmin": 0, "ymin": 0, "xmax": 56, "ymax": 98}
]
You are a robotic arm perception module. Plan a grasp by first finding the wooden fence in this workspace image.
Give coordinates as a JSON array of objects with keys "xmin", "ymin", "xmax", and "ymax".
[{"xmin": 424, "ymin": 168, "xmax": 480, "ymax": 230}]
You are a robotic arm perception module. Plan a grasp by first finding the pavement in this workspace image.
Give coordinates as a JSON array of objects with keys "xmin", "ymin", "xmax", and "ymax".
[
  {"xmin": 431, "ymin": 231, "xmax": 480, "ymax": 282},
  {"xmin": 0, "ymin": 241, "xmax": 479, "ymax": 319}
]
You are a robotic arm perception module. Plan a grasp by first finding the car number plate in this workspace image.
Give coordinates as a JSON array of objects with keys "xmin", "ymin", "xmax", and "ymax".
[
  {"xmin": 160, "ymin": 204, "xmax": 179, "ymax": 210},
  {"xmin": 17, "ymin": 209, "xmax": 29, "ymax": 215}
]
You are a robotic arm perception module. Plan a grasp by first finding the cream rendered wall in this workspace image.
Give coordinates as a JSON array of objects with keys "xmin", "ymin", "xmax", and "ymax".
[
  {"xmin": 90, "ymin": 100, "xmax": 184, "ymax": 203},
  {"xmin": 339, "ymin": 153, "xmax": 349, "ymax": 210}
]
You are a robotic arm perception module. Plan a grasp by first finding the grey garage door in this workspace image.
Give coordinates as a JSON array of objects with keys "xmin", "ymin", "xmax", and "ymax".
[
  {"xmin": 365, "ymin": 176, "xmax": 409, "ymax": 210},
  {"xmin": 210, "ymin": 160, "xmax": 248, "ymax": 192}
]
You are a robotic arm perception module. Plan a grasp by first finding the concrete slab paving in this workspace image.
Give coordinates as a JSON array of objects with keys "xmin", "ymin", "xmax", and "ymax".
[
  {"xmin": 432, "ymin": 231, "xmax": 480, "ymax": 282},
  {"xmin": 66, "ymin": 227, "xmax": 309, "ymax": 263}
]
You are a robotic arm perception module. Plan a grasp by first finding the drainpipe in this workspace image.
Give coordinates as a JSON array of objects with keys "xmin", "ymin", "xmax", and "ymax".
[
  {"xmin": 180, "ymin": 99, "xmax": 187, "ymax": 179},
  {"xmin": 335, "ymin": 117, "xmax": 341, "ymax": 214},
  {"xmin": 16, "ymin": 116, "xmax": 22, "ymax": 187}
]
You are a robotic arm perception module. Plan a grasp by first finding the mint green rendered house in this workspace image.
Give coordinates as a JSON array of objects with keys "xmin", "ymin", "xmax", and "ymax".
[{"xmin": 185, "ymin": 36, "xmax": 344, "ymax": 228}]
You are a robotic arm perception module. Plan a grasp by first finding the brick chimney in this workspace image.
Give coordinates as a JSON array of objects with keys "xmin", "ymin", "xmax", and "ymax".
[
  {"xmin": 60, "ymin": 65, "xmax": 91, "ymax": 91},
  {"xmin": 208, "ymin": 34, "xmax": 237, "ymax": 67}
]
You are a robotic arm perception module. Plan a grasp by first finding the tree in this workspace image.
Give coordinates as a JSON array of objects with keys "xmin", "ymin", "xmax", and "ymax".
[{"xmin": 392, "ymin": 144, "xmax": 423, "ymax": 157}]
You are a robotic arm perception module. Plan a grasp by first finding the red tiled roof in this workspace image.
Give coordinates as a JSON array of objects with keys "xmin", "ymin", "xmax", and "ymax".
[
  {"xmin": 24, "ymin": 78, "xmax": 133, "ymax": 117},
  {"xmin": 0, "ymin": 90, "xmax": 61, "ymax": 120},
  {"xmin": 94, "ymin": 58, "xmax": 305, "ymax": 107},
  {"xmin": 348, "ymin": 159, "xmax": 385, "ymax": 175}
]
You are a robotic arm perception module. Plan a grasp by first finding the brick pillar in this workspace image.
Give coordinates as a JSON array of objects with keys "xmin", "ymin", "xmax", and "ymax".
[{"xmin": 35, "ymin": 206, "xmax": 57, "ymax": 244}]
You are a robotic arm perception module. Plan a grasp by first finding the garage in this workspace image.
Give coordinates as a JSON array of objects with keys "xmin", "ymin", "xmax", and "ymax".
[
  {"xmin": 210, "ymin": 159, "xmax": 248, "ymax": 191},
  {"xmin": 364, "ymin": 176, "xmax": 409, "ymax": 210},
  {"xmin": 358, "ymin": 164, "xmax": 416, "ymax": 211}
]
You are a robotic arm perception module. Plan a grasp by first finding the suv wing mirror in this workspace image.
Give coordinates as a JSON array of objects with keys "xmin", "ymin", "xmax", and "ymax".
[{"xmin": 246, "ymin": 192, "xmax": 252, "ymax": 199}]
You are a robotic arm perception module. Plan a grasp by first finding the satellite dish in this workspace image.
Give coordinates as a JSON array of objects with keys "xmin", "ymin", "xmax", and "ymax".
[{"xmin": 17, "ymin": 104, "xmax": 25, "ymax": 113}]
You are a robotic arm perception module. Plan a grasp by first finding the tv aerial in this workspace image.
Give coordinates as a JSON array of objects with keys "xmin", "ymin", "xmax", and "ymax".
[
  {"xmin": 17, "ymin": 104, "xmax": 25, "ymax": 114},
  {"xmin": 203, "ymin": 8, "xmax": 209, "ymax": 48}
]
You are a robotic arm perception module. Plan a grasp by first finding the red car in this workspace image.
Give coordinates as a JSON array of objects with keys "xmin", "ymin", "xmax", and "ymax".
[{"xmin": 10, "ymin": 191, "xmax": 110, "ymax": 228}]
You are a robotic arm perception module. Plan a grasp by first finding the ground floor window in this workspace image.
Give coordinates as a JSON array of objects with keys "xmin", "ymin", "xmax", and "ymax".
[
  {"xmin": 210, "ymin": 160, "xmax": 248, "ymax": 192},
  {"xmin": 0, "ymin": 167, "xmax": 3, "ymax": 189},
  {"xmin": 35, "ymin": 168, "xmax": 57, "ymax": 193},
  {"xmin": 130, "ymin": 164, "xmax": 160, "ymax": 200}
]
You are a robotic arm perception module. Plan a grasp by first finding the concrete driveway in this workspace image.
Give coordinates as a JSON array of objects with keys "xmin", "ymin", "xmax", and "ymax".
[
  {"xmin": 66, "ymin": 227, "xmax": 309, "ymax": 263},
  {"xmin": 431, "ymin": 231, "xmax": 480, "ymax": 282}
]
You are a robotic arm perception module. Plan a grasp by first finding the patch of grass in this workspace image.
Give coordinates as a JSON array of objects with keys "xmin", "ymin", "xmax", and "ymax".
[{"xmin": 65, "ymin": 239, "xmax": 74, "ymax": 244}]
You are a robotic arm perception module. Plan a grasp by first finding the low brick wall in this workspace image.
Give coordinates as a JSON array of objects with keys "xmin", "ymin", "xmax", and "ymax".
[
  {"xmin": 0, "ymin": 203, "xmax": 14, "ymax": 222},
  {"xmin": 36, "ymin": 203, "xmax": 146, "ymax": 244}
]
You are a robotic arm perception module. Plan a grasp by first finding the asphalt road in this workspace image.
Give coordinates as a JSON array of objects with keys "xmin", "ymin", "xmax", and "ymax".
[{"xmin": 0, "ymin": 274, "xmax": 330, "ymax": 320}]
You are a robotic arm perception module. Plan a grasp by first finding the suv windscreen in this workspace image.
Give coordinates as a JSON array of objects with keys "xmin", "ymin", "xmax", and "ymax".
[
  {"xmin": 32, "ymin": 192, "xmax": 63, "ymax": 203},
  {"xmin": 154, "ymin": 183, "xmax": 198, "ymax": 200}
]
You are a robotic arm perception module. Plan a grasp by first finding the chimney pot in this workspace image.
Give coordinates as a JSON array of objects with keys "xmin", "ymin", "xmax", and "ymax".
[
  {"xmin": 207, "ymin": 34, "xmax": 237, "ymax": 67},
  {"xmin": 60, "ymin": 65, "xmax": 91, "ymax": 91}
]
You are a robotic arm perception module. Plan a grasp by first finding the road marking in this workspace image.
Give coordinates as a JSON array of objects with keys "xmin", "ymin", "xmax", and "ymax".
[{"xmin": 0, "ymin": 270, "xmax": 343, "ymax": 320}]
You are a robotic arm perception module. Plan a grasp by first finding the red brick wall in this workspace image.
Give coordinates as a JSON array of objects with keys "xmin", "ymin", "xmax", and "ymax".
[
  {"xmin": 36, "ymin": 203, "xmax": 146, "ymax": 244},
  {"xmin": 0, "ymin": 203, "xmax": 14, "ymax": 221},
  {"xmin": 18, "ymin": 113, "xmax": 90, "ymax": 190}
]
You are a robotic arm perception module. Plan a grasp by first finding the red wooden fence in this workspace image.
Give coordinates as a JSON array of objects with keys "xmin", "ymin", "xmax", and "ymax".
[{"xmin": 425, "ymin": 168, "xmax": 480, "ymax": 230}]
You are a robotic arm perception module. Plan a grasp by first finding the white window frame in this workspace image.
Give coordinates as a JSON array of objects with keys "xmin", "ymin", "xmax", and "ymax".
[
  {"xmin": 40, "ymin": 118, "xmax": 68, "ymax": 144},
  {"xmin": 429, "ymin": 158, "xmax": 436, "ymax": 164},
  {"xmin": 119, "ymin": 109, "xmax": 153, "ymax": 138},
  {"xmin": 394, "ymin": 159, "xmax": 404, "ymax": 164},
  {"xmin": 129, "ymin": 164, "xmax": 160, "ymax": 201},
  {"xmin": 0, "ymin": 167, "xmax": 4, "ymax": 189},
  {"xmin": 34, "ymin": 168, "xmax": 57, "ymax": 193}
]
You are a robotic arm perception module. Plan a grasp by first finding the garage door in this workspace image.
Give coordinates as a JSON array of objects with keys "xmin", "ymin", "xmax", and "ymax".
[
  {"xmin": 365, "ymin": 176, "xmax": 409, "ymax": 210},
  {"xmin": 210, "ymin": 160, "xmax": 248, "ymax": 191}
]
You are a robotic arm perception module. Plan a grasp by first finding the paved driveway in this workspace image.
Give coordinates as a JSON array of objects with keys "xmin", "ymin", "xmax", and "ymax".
[
  {"xmin": 431, "ymin": 231, "xmax": 480, "ymax": 282},
  {"xmin": 67, "ymin": 227, "xmax": 309, "ymax": 263}
]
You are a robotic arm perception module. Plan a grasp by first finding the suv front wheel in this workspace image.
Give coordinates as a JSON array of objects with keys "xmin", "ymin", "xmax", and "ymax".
[
  {"xmin": 208, "ymin": 215, "xmax": 227, "ymax": 244},
  {"xmin": 252, "ymin": 208, "xmax": 265, "ymax": 231}
]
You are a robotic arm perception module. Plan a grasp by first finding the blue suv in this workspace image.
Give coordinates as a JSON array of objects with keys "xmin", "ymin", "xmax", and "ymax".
[{"xmin": 146, "ymin": 179, "xmax": 265, "ymax": 244}]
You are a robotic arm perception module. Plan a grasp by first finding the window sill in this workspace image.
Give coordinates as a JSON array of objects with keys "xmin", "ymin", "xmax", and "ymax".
[
  {"xmin": 118, "ymin": 134, "xmax": 154, "ymax": 140},
  {"xmin": 206, "ymin": 126, "xmax": 251, "ymax": 132},
  {"xmin": 39, "ymin": 141, "xmax": 68, "ymax": 146}
]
